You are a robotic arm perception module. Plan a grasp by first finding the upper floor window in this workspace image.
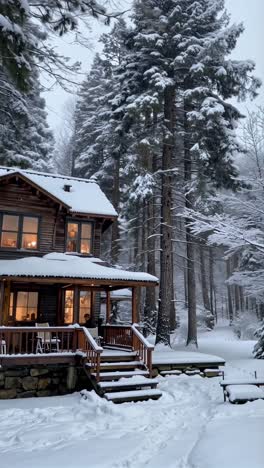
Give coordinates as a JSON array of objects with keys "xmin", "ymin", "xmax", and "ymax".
[
  {"xmin": 66, "ymin": 221, "xmax": 92, "ymax": 254},
  {"xmin": 0, "ymin": 213, "xmax": 39, "ymax": 250}
]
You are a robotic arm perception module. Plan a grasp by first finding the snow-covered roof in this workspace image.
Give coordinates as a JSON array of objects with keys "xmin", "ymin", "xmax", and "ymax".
[
  {"xmin": 0, "ymin": 166, "xmax": 117, "ymax": 218},
  {"xmin": 101, "ymin": 289, "xmax": 132, "ymax": 300},
  {"xmin": 0, "ymin": 253, "xmax": 158, "ymax": 285}
]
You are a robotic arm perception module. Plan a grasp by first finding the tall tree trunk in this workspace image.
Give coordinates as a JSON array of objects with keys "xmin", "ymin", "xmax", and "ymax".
[
  {"xmin": 226, "ymin": 259, "xmax": 234, "ymax": 325},
  {"xmin": 170, "ymin": 253, "xmax": 176, "ymax": 331},
  {"xmin": 239, "ymin": 287, "xmax": 245, "ymax": 312},
  {"xmin": 144, "ymin": 195, "xmax": 157, "ymax": 334},
  {"xmin": 184, "ymin": 113, "xmax": 197, "ymax": 347},
  {"xmin": 111, "ymin": 157, "xmax": 120, "ymax": 263},
  {"xmin": 156, "ymin": 86, "xmax": 175, "ymax": 346},
  {"xmin": 199, "ymin": 243, "xmax": 210, "ymax": 311},
  {"xmin": 200, "ymin": 243, "xmax": 214, "ymax": 330},
  {"xmin": 233, "ymin": 254, "xmax": 240, "ymax": 317},
  {"xmin": 209, "ymin": 248, "xmax": 215, "ymax": 321}
]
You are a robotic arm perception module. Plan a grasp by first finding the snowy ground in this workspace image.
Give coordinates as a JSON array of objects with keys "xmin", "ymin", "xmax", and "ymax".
[{"xmin": 0, "ymin": 324, "xmax": 264, "ymax": 468}]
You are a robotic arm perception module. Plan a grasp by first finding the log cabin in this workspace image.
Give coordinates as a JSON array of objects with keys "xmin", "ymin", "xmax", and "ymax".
[{"xmin": 0, "ymin": 166, "xmax": 161, "ymax": 402}]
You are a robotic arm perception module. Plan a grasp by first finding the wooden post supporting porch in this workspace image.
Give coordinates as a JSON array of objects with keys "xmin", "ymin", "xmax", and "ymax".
[
  {"xmin": 0, "ymin": 280, "xmax": 4, "ymax": 326},
  {"xmin": 132, "ymin": 286, "xmax": 138, "ymax": 324},
  {"xmin": 106, "ymin": 289, "xmax": 111, "ymax": 324}
]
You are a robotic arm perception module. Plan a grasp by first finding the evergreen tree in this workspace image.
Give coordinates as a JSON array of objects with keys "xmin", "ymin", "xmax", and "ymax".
[
  {"xmin": 73, "ymin": 20, "xmax": 132, "ymax": 262},
  {"xmin": 116, "ymin": 0, "xmax": 260, "ymax": 345}
]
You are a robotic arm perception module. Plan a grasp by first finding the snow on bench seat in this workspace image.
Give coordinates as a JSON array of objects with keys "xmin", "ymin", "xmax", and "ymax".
[
  {"xmin": 226, "ymin": 385, "xmax": 264, "ymax": 403},
  {"xmin": 220, "ymin": 379, "xmax": 264, "ymax": 386}
]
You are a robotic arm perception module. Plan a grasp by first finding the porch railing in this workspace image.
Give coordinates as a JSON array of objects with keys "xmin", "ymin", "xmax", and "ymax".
[
  {"xmin": 131, "ymin": 325, "xmax": 154, "ymax": 376},
  {"xmin": 103, "ymin": 324, "xmax": 132, "ymax": 349},
  {"xmin": 0, "ymin": 326, "xmax": 103, "ymax": 381},
  {"xmin": 103, "ymin": 324, "xmax": 154, "ymax": 375}
]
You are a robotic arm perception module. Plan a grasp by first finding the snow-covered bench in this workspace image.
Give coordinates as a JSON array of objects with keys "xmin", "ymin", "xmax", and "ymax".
[{"xmin": 220, "ymin": 379, "xmax": 264, "ymax": 403}]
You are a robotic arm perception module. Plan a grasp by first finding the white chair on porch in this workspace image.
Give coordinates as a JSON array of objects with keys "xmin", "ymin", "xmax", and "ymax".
[
  {"xmin": 35, "ymin": 323, "xmax": 60, "ymax": 353},
  {"xmin": 0, "ymin": 338, "xmax": 6, "ymax": 354},
  {"xmin": 87, "ymin": 327, "xmax": 101, "ymax": 346}
]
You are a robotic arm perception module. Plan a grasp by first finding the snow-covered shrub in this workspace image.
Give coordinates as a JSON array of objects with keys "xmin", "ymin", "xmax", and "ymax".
[
  {"xmin": 254, "ymin": 322, "xmax": 264, "ymax": 359},
  {"xmin": 233, "ymin": 313, "xmax": 260, "ymax": 340}
]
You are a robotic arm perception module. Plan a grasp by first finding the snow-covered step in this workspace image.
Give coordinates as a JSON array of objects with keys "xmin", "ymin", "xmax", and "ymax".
[
  {"xmin": 101, "ymin": 352, "xmax": 138, "ymax": 363},
  {"xmin": 104, "ymin": 388, "xmax": 162, "ymax": 403},
  {"xmin": 92, "ymin": 370, "xmax": 149, "ymax": 380},
  {"xmin": 99, "ymin": 360, "xmax": 143, "ymax": 371},
  {"xmin": 98, "ymin": 378, "xmax": 159, "ymax": 391}
]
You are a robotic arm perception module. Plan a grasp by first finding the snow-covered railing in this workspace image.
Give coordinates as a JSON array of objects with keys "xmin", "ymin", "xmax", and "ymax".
[
  {"xmin": 131, "ymin": 324, "xmax": 154, "ymax": 376},
  {"xmin": 0, "ymin": 326, "xmax": 103, "ymax": 380},
  {"xmin": 78, "ymin": 327, "xmax": 103, "ymax": 381},
  {"xmin": 102, "ymin": 324, "xmax": 154, "ymax": 375}
]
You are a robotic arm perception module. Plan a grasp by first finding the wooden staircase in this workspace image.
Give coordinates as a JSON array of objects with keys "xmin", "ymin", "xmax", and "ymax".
[{"xmin": 87, "ymin": 349, "xmax": 162, "ymax": 403}]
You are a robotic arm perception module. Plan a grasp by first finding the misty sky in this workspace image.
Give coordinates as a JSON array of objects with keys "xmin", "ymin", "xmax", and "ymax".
[{"xmin": 43, "ymin": 0, "xmax": 264, "ymax": 132}]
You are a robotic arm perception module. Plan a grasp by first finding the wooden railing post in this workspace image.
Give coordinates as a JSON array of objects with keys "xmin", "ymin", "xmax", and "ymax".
[
  {"xmin": 147, "ymin": 349, "xmax": 152, "ymax": 377},
  {"xmin": 72, "ymin": 328, "xmax": 78, "ymax": 352},
  {"xmin": 96, "ymin": 353, "xmax": 100, "ymax": 382},
  {"xmin": 131, "ymin": 325, "xmax": 154, "ymax": 377}
]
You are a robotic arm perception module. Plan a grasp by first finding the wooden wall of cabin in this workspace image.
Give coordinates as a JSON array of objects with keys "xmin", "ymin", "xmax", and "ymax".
[{"xmin": 0, "ymin": 178, "xmax": 103, "ymax": 259}]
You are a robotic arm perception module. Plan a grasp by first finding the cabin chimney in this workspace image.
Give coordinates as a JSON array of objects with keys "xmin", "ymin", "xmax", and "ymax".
[{"xmin": 64, "ymin": 184, "xmax": 72, "ymax": 192}]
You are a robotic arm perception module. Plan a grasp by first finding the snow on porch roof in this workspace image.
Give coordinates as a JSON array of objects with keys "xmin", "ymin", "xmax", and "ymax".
[
  {"xmin": 0, "ymin": 253, "xmax": 159, "ymax": 285},
  {"xmin": 0, "ymin": 166, "xmax": 117, "ymax": 218}
]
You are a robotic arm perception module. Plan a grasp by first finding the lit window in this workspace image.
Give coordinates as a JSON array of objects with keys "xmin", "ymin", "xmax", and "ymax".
[
  {"xmin": 15, "ymin": 292, "xmax": 38, "ymax": 322},
  {"xmin": 0, "ymin": 213, "xmax": 39, "ymax": 250},
  {"xmin": 64, "ymin": 290, "xmax": 74, "ymax": 324},
  {"xmin": 80, "ymin": 224, "xmax": 92, "ymax": 254},
  {"xmin": 79, "ymin": 291, "xmax": 91, "ymax": 324},
  {"xmin": 1, "ymin": 215, "xmax": 19, "ymax": 248},
  {"xmin": 22, "ymin": 217, "xmax": 39, "ymax": 250},
  {"xmin": 67, "ymin": 223, "xmax": 78, "ymax": 252},
  {"xmin": 66, "ymin": 221, "xmax": 92, "ymax": 254}
]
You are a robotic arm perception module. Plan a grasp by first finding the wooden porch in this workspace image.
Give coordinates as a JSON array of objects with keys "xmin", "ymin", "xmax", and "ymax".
[{"xmin": 0, "ymin": 324, "xmax": 162, "ymax": 403}]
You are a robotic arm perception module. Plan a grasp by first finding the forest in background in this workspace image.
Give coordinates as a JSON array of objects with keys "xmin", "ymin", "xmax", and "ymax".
[{"xmin": 1, "ymin": 0, "xmax": 264, "ymax": 357}]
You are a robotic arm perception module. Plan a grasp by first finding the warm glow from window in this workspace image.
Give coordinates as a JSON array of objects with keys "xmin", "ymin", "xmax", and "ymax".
[
  {"xmin": 79, "ymin": 291, "xmax": 91, "ymax": 323},
  {"xmin": 0, "ymin": 214, "xmax": 39, "ymax": 250},
  {"xmin": 66, "ymin": 221, "xmax": 92, "ymax": 254},
  {"xmin": 1, "ymin": 215, "xmax": 19, "ymax": 248},
  {"xmin": 15, "ymin": 292, "xmax": 38, "ymax": 322},
  {"xmin": 64, "ymin": 290, "xmax": 74, "ymax": 324},
  {"xmin": 67, "ymin": 223, "xmax": 78, "ymax": 252},
  {"xmin": 22, "ymin": 217, "xmax": 38, "ymax": 250}
]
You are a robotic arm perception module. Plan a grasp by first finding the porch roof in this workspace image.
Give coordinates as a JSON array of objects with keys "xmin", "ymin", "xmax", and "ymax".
[{"xmin": 0, "ymin": 253, "xmax": 159, "ymax": 286}]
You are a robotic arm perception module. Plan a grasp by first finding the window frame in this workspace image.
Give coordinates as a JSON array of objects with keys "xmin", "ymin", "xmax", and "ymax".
[
  {"xmin": 63, "ymin": 287, "xmax": 93, "ymax": 325},
  {"xmin": 9, "ymin": 290, "xmax": 39, "ymax": 323},
  {"xmin": 0, "ymin": 212, "xmax": 40, "ymax": 251},
  {"xmin": 65, "ymin": 219, "xmax": 94, "ymax": 255}
]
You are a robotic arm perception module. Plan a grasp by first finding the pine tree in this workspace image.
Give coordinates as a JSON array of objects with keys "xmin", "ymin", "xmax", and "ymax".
[
  {"xmin": 254, "ymin": 323, "xmax": 264, "ymax": 359},
  {"xmin": 0, "ymin": 56, "xmax": 54, "ymax": 170},
  {"xmin": 117, "ymin": 0, "xmax": 260, "ymax": 345}
]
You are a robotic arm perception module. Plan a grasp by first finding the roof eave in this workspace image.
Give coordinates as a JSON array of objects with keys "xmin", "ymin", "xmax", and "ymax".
[
  {"xmin": 0, "ymin": 171, "xmax": 71, "ymax": 210},
  {"xmin": 0, "ymin": 275, "xmax": 159, "ymax": 287}
]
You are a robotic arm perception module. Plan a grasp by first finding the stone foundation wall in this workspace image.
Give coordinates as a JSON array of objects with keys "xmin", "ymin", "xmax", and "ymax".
[{"xmin": 0, "ymin": 364, "xmax": 91, "ymax": 399}]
